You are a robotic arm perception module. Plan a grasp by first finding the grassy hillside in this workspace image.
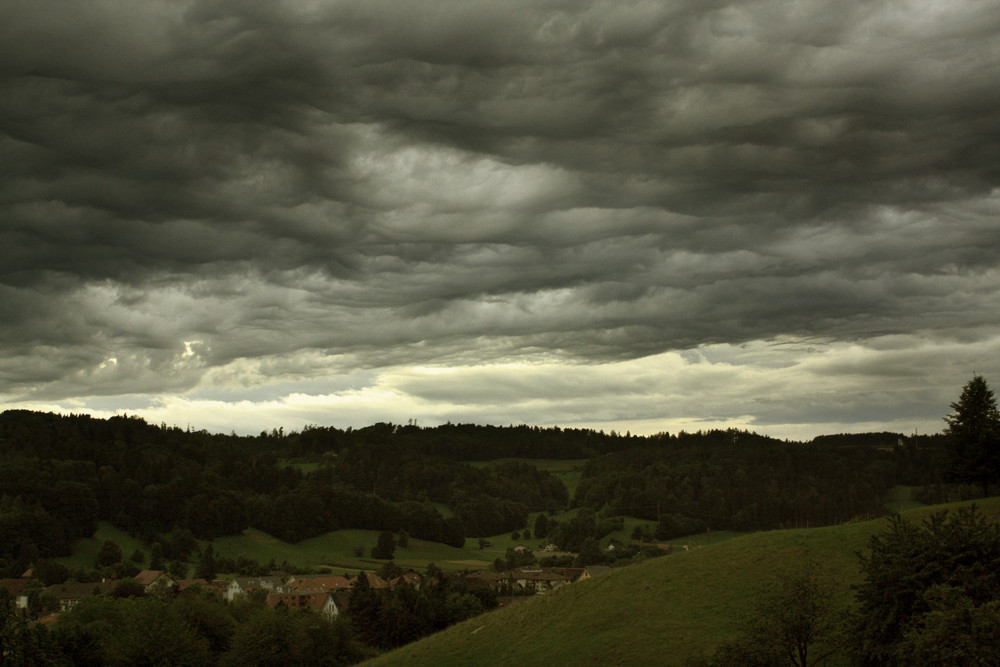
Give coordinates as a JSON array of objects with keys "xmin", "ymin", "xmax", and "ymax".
[{"xmin": 365, "ymin": 497, "xmax": 1000, "ymax": 667}]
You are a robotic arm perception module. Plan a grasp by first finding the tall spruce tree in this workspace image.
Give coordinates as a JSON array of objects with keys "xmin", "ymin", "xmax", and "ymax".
[{"xmin": 943, "ymin": 375, "xmax": 1000, "ymax": 496}]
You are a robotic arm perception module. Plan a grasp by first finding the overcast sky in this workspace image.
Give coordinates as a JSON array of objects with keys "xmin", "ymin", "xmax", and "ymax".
[{"xmin": 2, "ymin": 0, "xmax": 999, "ymax": 440}]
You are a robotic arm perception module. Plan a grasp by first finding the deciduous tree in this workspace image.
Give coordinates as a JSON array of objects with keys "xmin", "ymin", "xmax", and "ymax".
[
  {"xmin": 95, "ymin": 540, "xmax": 122, "ymax": 569},
  {"xmin": 713, "ymin": 564, "xmax": 843, "ymax": 666}
]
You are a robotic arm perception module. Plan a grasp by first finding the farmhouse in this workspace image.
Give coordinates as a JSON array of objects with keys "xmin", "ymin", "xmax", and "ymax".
[
  {"xmin": 133, "ymin": 569, "xmax": 177, "ymax": 594},
  {"xmin": 509, "ymin": 567, "xmax": 571, "ymax": 593},
  {"xmin": 350, "ymin": 571, "xmax": 389, "ymax": 589},
  {"xmin": 45, "ymin": 581, "xmax": 116, "ymax": 611}
]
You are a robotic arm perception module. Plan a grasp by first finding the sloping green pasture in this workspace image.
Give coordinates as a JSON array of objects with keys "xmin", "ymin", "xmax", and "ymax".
[{"xmin": 364, "ymin": 497, "xmax": 1000, "ymax": 667}]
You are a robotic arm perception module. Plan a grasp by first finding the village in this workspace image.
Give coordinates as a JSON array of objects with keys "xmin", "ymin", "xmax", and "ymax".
[{"xmin": 0, "ymin": 559, "xmax": 619, "ymax": 627}]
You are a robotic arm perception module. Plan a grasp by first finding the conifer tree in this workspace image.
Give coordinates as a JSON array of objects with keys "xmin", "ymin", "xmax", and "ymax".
[{"xmin": 943, "ymin": 375, "xmax": 1000, "ymax": 495}]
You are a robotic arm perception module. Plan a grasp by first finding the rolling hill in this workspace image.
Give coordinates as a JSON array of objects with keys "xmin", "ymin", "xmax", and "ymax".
[{"xmin": 363, "ymin": 497, "xmax": 1000, "ymax": 666}]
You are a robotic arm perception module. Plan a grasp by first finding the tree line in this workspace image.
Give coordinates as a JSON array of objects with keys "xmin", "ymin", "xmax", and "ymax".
[{"xmin": 571, "ymin": 429, "xmax": 943, "ymax": 534}]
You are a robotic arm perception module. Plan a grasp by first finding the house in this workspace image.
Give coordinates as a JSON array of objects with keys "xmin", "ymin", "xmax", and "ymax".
[
  {"xmin": 349, "ymin": 572, "xmax": 388, "ymax": 590},
  {"xmin": 287, "ymin": 575, "xmax": 352, "ymax": 592},
  {"xmin": 330, "ymin": 590, "xmax": 351, "ymax": 615},
  {"xmin": 550, "ymin": 567, "xmax": 585, "ymax": 582},
  {"xmin": 265, "ymin": 589, "xmax": 351, "ymax": 618},
  {"xmin": 44, "ymin": 582, "xmax": 116, "ymax": 612},
  {"xmin": 461, "ymin": 570, "xmax": 508, "ymax": 590},
  {"xmin": 0, "ymin": 578, "xmax": 31, "ymax": 609},
  {"xmin": 542, "ymin": 544, "xmax": 559, "ymax": 552},
  {"xmin": 512, "ymin": 544, "xmax": 530, "ymax": 553},
  {"xmin": 388, "ymin": 570, "xmax": 423, "ymax": 589},
  {"xmin": 266, "ymin": 591, "xmax": 339, "ymax": 618},
  {"xmin": 133, "ymin": 570, "xmax": 177, "ymax": 594},
  {"xmin": 509, "ymin": 568, "xmax": 571, "ymax": 593},
  {"xmin": 225, "ymin": 576, "xmax": 289, "ymax": 601}
]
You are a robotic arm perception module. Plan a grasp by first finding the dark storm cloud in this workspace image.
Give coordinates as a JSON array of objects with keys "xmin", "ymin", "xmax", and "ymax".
[{"xmin": 2, "ymin": 0, "xmax": 1000, "ymax": 403}]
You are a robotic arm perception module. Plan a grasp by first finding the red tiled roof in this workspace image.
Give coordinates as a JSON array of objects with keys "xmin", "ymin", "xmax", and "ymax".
[
  {"xmin": 0, "ymin": 578, "xmax": 31, "ymax": 595},
  {"xmin": 289, "ymin": 575, "xmax": 352, "ymax": 592},
  {"xmin": 33, "ymin": 613, "xmax": 60, "ymax": 627},
  {"xmin": 175, "ymin": 578, "xmax": 217, "ymax": 592},
  {"xmin": 134, "ymin": 570, "xmax": 164, "ymax": 586},
  {"xmin": 265, "ymin": 592, "xmax": 330, "ymax": 612},
  {"xmin": 389, "ymin": 572, "xmax": 422, "ymax": 587},
  {"xmin": 350, "ymin": 572, "xmax": 388, "ymax": 589},
  {"xmin": 45, "ymin": 581, "xmax": 115, "ymax": 599}
]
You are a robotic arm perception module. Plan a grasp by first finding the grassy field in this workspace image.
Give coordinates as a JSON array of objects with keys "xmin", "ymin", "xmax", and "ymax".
[
  {"xmin": 363, "ymin": 496, "xmax": 1000, "ymax": 667},
  {"xmin": 57, "ymin": 523, "xmax": 150, "ymax": 571},
  {"xmin": 211, "ymin": 529, "xmax": 493, "ymax": 573}
]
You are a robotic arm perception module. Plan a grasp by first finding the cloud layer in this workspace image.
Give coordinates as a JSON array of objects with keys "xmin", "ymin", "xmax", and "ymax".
[{"xmin": 2, "ymin": 1, "xmax": 1000, "ymax": 437}]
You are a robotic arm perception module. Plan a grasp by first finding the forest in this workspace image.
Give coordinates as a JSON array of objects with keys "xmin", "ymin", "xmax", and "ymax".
[
  {"xmin": 572, "ymin": 430, "xmax": 943, "ymax": 536},
  {"xmin": 0, "ymin": 409, "xmax": 945, "ymax": 578}
]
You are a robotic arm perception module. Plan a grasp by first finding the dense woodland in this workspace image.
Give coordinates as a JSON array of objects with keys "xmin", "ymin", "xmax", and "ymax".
[
  {"xmin": 572, "ymin": 430, "xmax": 943, "ymax": 535},
  {"xmin": 0, "ymin": 409, "xmax": 944, "ymax": 576}
]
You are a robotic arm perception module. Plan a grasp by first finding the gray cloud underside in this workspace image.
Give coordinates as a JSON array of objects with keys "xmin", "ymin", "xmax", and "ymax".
[{"xmin": 2, "ymin": 0, "xmax": 1000, "ymax": 400}]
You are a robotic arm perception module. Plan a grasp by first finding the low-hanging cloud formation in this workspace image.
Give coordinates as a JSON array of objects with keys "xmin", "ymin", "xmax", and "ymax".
[{"xmin": 2, "ymin": 0, "xmax": 1000, "ymax": 438}]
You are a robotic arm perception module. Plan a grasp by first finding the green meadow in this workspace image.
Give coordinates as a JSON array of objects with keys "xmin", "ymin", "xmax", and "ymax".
[
  {"xmin": 57, "ymin": 523, "xmax": 150, "ymax": 572},
  {"xmin": 62, "ymin": 524, "xmax": 494, "ymax": 577}
]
